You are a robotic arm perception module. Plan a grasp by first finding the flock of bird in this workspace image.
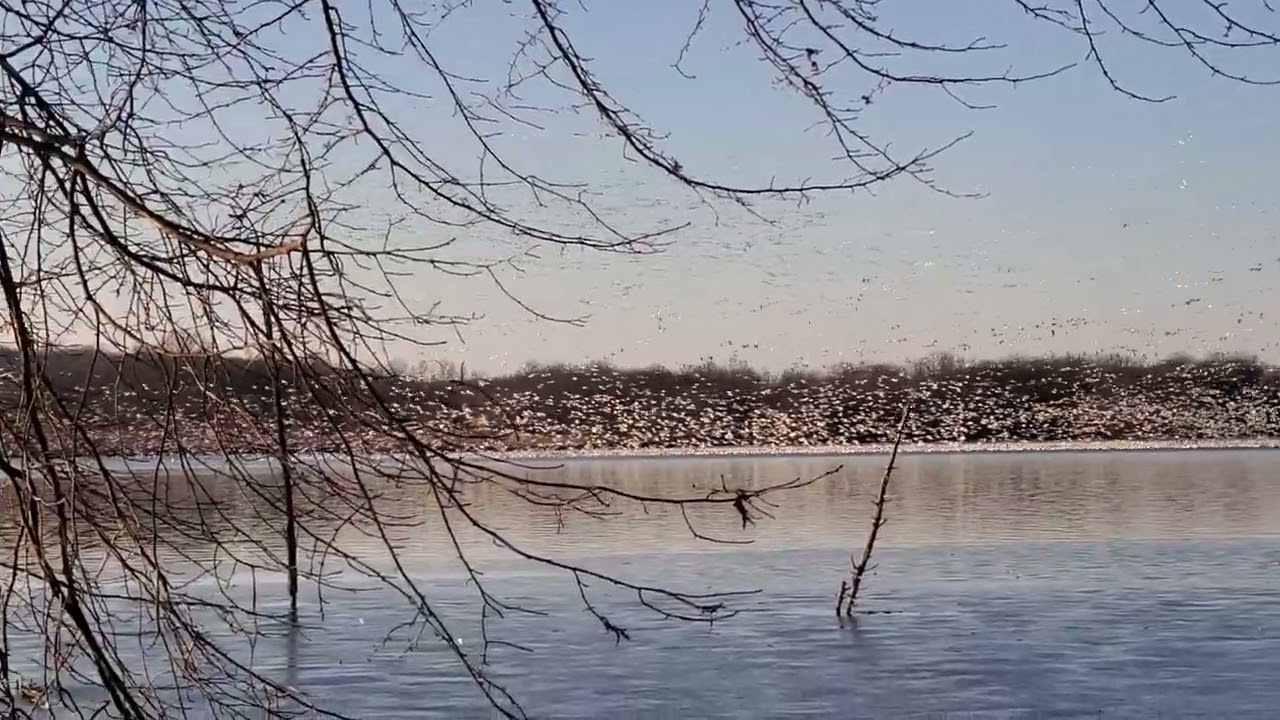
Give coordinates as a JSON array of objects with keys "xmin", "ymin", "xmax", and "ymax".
[
  {"xmin": 2, "ymin": 354, "xmax": 1276, "ymax": 457},
  {"xmin": 449, "ymin": 357, "xmax": 1279, "ymax": 452}
]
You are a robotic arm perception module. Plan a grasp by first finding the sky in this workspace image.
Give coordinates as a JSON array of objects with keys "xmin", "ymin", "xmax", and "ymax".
[
  {"xmin": 371, "ymin": 0, "xmax": 1279, "ymax": 375},
  {"xmin": 7, "ymin": 0, "xmax": 1279, "ymax": 374}
]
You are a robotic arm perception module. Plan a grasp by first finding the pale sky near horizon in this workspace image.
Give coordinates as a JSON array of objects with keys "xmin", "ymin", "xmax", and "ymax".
[
  {"xmin": 393, "ymin": 1, "xmax": 1279, "ymax": 374},
  {"xmin": 8, "ymin": 1, "xmax": 1279, "ymax": 374}
]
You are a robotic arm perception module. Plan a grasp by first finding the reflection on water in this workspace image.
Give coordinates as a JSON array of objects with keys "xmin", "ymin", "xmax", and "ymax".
[
  {"xmin": 400, "ymin": 449, "xmax": 1280, "ymax": 571},
  {"xmin": 3, "ymin": 449, "xmax": 1280, "ymax": 718}
]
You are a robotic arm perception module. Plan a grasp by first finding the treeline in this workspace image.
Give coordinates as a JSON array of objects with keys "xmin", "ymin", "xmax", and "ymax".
[
  {"xmin": 2, "ymin": 347, "xmax": 1278, "ymax": 455},
  {"xmin": 0, "ymin": 346, "xmax": 424, "ymax": 455}
]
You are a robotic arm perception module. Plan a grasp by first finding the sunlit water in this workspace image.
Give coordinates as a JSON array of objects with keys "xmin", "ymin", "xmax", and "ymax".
[{"xmin": 6, "ymin": 449, "xmax": 1280, "ymax": 718}]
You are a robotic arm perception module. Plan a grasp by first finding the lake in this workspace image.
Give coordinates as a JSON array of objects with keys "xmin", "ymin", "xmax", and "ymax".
[{"xmin": 4, "ymin": 448, "xmax": 1280, "ymax": 718}]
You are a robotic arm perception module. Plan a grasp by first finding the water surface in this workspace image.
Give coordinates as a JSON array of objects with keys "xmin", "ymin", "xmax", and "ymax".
[{"xmin": 6, "ymin": 449, "xmax": 1280, "ymax": 718}]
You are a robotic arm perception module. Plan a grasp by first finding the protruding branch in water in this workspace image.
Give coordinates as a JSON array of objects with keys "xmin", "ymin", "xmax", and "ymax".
[{"xmin": 839, "ymin": 400, "xmax": 913, "ymax": 618}]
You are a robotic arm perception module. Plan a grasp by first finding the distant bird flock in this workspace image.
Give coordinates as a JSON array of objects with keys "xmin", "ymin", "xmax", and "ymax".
[{"xmin": 2, "ymin": 350, "xmax": 1277, "ymax": 458}]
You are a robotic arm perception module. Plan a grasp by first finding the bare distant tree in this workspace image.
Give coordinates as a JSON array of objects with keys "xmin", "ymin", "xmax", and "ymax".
[{"xmin": 0, "ymin": 0, "xmax": 1276, "ymax": 717}]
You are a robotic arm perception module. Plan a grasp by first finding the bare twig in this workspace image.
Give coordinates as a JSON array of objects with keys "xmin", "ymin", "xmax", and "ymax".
[{"xmin": 840, "ymin": 400, "xmax": 913, "ymax": 618}]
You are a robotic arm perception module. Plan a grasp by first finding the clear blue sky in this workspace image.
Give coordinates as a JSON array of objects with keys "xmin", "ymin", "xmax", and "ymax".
[{"xmin": 78, "ymin": 1, "xmax": 1280, "ymax": 373}]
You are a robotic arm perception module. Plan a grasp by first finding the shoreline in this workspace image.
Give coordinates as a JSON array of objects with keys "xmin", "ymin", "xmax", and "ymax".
[
  {"xmin": 65, "ymin": 437, "xmax": 1280, "ymax": 473},
  {"xmin": 491, "ymin": 438, "xmax": 1280, "ymax": 463}
]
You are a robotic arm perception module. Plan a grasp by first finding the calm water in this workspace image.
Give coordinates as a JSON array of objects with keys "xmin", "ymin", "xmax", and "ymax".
[{"xmin": 6, "ymin": 449, "xmax": 1280, "ymax": 718}]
